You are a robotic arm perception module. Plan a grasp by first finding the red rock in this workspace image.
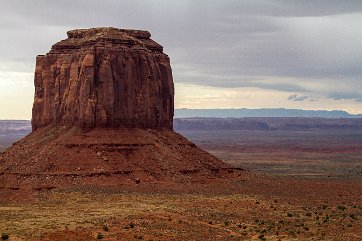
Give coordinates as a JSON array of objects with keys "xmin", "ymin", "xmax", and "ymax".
[
  {"xmin": 32, "ymin": 28, "xmax": 174, "ymax": 131},
  {"xmin": 0, "ymin": 28, "xmax": 238, "ymax": 192}
]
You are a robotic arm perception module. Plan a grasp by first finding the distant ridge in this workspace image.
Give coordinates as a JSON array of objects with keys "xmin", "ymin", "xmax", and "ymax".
[{"xmin": 175, "ymin": 108, "xmax": 362, "ymax": 118}]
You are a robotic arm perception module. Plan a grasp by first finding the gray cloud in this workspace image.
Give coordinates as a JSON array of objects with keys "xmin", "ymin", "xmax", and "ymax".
[
  {"xmin": 328, "ymin": 92, "xmax": 362, "ymax": 102},
  {"xmin": 288, "ymin": 94, "xmax": 321, "ymax": 102},
  {"xmin": 1, "ymin": 0, "xmax": 362, "ymax": 104},
  {"xmin": 288, "ymin": 94, "xmax": 308, "ymax": 102}
]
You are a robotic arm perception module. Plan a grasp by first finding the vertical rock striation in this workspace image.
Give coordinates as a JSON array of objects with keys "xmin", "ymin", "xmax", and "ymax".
[{"xmin": 32, "ymin": 28, "xmax": 174, "ymax": 131}]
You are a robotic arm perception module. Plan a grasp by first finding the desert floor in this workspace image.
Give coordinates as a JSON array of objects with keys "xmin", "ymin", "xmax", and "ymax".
[
  {"xmin": 1, "ymin": 128, "xmax": 362, "ymax": 240},
  {"xmin": 1, "ymin": 173, "xmax": 361, "ymax": 241}
]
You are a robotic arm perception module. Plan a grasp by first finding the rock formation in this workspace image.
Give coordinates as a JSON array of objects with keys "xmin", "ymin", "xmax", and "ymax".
[
  {"xmin": 32, "ymin": 28, "xmax": 174, "ymax": 131},
  {"xmin": 0, "ymin": 28, "xmax": 240, "ymax": 192}
]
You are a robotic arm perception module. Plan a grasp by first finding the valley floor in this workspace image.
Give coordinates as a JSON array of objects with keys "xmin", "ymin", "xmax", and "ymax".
[
  {"xmin": 1, "ymin": 125, "xmax": 361, "ymax": 240},
  {"xmin": 1, "ymin": 173, "xmax": 361, "ymax": 241}
]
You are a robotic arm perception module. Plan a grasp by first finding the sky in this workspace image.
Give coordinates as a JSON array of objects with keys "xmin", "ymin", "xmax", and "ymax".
[{"xmin": 1, "ymin": 0, "xmax": 362, "ymax": 119}]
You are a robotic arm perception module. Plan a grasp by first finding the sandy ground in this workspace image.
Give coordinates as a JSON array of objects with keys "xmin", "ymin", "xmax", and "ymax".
[{"xmin": 0, "ymin": 173, "xmax": 361, "ymax": 241}]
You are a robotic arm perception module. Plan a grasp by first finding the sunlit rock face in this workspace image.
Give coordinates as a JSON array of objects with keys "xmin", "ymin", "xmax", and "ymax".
[{"xmin": 32, "ymin": 27, "xmax": 174, "ymax": 131}]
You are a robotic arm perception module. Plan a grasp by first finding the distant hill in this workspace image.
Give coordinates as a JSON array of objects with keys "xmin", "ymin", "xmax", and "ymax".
[
  {"xmin": 0, "ymin": 120, "xmax": 31, "ymax": 152},
  {"xmin": 174, "ymin": 117, "xmax": 362, "ymax": 131},
  {"xmin": 0, "ymin": 120, "xmax": 31, "ymax": 135},
  {"xmin": 175, "ymin": 108, "xmax": 362, "ymax": 118},
  {"xmin": 2, "ymin": 118, "xmax": 362, "ymax": 152}
]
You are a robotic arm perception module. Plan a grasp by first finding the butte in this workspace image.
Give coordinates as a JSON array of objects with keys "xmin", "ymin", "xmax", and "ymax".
[{"xmin": 0, "ymin": 28, "xmax": 240, "ymax": 191}]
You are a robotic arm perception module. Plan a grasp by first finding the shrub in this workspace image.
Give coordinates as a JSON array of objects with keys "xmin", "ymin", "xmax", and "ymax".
[
  {"xmin": 1, "ymin": 233, "xmax": 9, "ymax": 240},
  {"xmin": 97, "ymin": 233, "xmax": 104, "ymax": 239},
  {"xmin": 258, "ymin": 234, "xmax": 266, "ymax": 240},
  {"xmin": 337, "ymin": 205, "xmax": 346, "ymax": 211},
  {"xmin": 102, "ymin": 224, "xmax": 109, "ymax": 231}
]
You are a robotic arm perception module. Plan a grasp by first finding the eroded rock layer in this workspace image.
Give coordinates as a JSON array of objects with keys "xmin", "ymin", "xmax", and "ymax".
[
  {"xmin": 32, "ymin": 28, "xmax": 174, "ymax": 131},
  {"xmin": 0, "ymin": 126, "xmax": 236, "ymax": 190}
]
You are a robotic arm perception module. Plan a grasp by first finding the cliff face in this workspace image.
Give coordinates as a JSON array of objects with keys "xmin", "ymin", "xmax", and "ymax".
[{"xmin": 32, "ymin": 28, "xmax": 174, "ymax": 131}]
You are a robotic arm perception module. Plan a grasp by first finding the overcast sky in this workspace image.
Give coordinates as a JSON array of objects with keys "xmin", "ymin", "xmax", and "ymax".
[{"xmin": 1, "ymin": 0, "xmax": 362, "ymax": 119}]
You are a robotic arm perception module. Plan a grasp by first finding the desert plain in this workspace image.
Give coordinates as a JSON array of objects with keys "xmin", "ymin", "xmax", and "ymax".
[{"xmin": 1, "ymin": 119, "xmax": 361, "ymax": 241}]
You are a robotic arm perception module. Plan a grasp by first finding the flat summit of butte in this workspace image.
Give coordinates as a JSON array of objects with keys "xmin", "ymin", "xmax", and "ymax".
[{"xmin": 0, "ymin": 27, "xmax": 239, "ymax": 190}]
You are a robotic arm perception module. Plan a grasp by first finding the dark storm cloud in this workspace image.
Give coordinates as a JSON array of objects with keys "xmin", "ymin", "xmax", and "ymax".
[{"xmin": 1, "ymin": 0, "xmax": 362, "ymax": 102}]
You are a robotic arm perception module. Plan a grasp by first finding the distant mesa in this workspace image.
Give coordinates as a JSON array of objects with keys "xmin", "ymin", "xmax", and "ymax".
[
  {"xmin": 174, "ymin": 108, "xmax": 362, "ymax": 118},
  {"xmin": 32, "ymin": 27, "xmax": 174, "ymax": 131}
]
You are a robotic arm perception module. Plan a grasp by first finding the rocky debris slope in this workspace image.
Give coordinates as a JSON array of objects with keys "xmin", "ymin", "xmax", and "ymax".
[
  {"xmin": 32, "ymin": 28, "xmax": 174, "ymax": 131},
  {"xmin": 0, "ymin": 125, "xmax": 237, "ymax": 190}
]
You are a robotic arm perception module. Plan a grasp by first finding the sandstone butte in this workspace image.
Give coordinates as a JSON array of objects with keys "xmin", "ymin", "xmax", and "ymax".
[
  {"xmin": 0, "ymin": 28, "xmax": 240, "ymax": 191},
  {"xmin": 32, "ymin": 27, "xmax": 174, "ymax": 130}
]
